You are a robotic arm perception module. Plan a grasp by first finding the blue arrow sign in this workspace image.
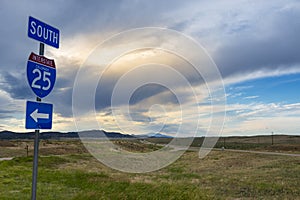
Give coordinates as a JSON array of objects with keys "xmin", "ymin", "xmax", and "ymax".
[
  {"xmin": 26, "ymin": 101, "xmax": 53, "ymax": 129},
  {"xmin": 27, "ymin": 52, "xmax": 56, "ymax": 98},
  {"xmin": 28, "ymin": 16, "xmax": 60, "ymax": 48}
]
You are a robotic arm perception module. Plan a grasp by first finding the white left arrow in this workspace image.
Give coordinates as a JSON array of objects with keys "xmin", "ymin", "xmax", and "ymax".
[{"xmin": 30, "ymin": 109, "xmax": 49, "ymax": 123}]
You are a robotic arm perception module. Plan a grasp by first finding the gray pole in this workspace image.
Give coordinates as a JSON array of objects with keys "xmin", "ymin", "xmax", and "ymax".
[
  {"xmin": 26, "ymin": 145, "xmax": 29, "ymax": 157},
  {"xmin": 31, "ymin": 43, "xmax": 44, "ymax": 200}
]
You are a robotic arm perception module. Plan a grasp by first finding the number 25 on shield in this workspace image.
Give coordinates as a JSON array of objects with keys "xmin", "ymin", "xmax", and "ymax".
[{"xmin": 31, "ymin": 68, "xmax": 51, "ymax": 91}]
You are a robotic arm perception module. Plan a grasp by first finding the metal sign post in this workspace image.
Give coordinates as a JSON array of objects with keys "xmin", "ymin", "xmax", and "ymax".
[
  {"xmin": 31, "ymin": 43, "xmax": 44, "ymax": 200},
  {"xmin": 26, "ymin": 16, "xmax": 59, "ymax": 200}
]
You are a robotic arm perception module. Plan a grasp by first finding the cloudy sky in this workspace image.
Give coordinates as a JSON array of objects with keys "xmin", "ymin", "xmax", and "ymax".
[{"xmin": 0, "ymin": 0, "xmax": 299, "ymax": 136}]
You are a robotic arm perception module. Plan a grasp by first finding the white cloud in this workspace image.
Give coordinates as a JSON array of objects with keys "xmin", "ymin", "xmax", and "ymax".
[
  {"xmin": 224, "ymin": 102, "xmax": 300, "ymax": 135},
  {"xmin": 244, "ymin": 96, "xmax": 259, "ymax": 100},
  {"xmin": 223, "ymin": 65, "xmax": 300, "ymax": 86}
]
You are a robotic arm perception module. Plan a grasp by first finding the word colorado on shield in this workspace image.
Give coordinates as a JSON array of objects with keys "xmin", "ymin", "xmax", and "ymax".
[
  {"xmin": 28, "ymin": 16, "xmax": 60, "ymax": 48},
  {"xmin": 27, "ymin": 52, "xmax": 56, "ymax": 98}
]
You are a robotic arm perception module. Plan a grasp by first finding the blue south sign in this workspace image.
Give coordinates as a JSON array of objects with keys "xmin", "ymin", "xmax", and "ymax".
[
  {"xmin": 28, "ymin": 16, "xmax": 60, "ymax": 48},
  {"xmin": 27, "ymin": 52, "xmax": 56, "ymax": 98}
]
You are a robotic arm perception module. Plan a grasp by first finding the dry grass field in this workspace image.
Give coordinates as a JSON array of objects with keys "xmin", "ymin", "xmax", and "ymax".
[{"xmin": 0, "ymin": 137, "xmax": 299, "ymax": 199}]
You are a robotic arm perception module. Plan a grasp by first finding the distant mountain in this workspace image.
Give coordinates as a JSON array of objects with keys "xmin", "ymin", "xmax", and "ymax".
[
  {"xmin": 0, "ymin": 131, "xmax": 35, "ymax": 140},
  {"xmin": 0, "ymin": 130, "xmax": 173, "ymax": 140},
  {"xmin": 0, "ymin": 130, "xmax": 135, "ymax": 140},
  {"xmin": 149, "ymin": 133, "xmax": 173, "ymax": 138},
  {"xmin": 78, "ymin": 130, "xmax": 135, "ymax": 139},
  {"xmin": 136, "ymin": 133, "xmax": 173, "ymax": 138}
]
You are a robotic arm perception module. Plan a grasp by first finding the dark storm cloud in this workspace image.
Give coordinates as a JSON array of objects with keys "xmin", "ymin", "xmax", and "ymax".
[
  {"xmin": 129, "ymin": 84, "xmax": 178, "ymax": 105},
  {"xmin": 0, "ymin": 72, "xmax": 32, "ymax": 99},
  {"xmin": 213, "ymin": 5, "xmax": 300, "ymax": 78},
  {"xmin": 37, "ymin": 0, "xmax": 188, "ymax": 36},
  {"xmin": 44, "ymin": 65, "xmax": 79, "ymax": 117},
  {"xmin": 0, "ymin": 109, "xmax": 14, "ymax": 119},
  {"xmin": 161, "ymin": 123, "xmax": 180, "ymax": 135},
  {"xmin": 51, "ymin": 87, "xmax": 73, "ymax": 117},
  {"xmin": 95, "ymin": 79, "xmax": 177, "ymax": 111}
]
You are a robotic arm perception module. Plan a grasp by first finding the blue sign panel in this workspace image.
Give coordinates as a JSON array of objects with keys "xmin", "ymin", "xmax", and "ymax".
[
  {"xmin": 26, "ymin": 101, "xmax": 53, "ymax": 129},
  {"xmin": 28, "ymin": 16, "xmax": 60, "ymax": 48},
  {"xmin": 27, "ymin": 52, "xmax": 56, "ymax": 98}
]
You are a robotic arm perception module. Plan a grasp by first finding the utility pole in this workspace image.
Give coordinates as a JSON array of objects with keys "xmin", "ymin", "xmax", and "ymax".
[{"xmin": 25, "ymin": 144, "xmax": 29, "ymax": 157}]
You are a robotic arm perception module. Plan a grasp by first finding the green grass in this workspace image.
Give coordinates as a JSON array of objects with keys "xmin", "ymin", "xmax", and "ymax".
[
  {"xmin": 0, "ymin": 139, "xmax": 299, "ymax": 199},
  {"xmin": 214, "ymin": 142, "xmax": 271, "ymax": 150},
  {"xmin": 0, "ymin": 155, "xmax": 213, "ymax": 199}
]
